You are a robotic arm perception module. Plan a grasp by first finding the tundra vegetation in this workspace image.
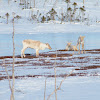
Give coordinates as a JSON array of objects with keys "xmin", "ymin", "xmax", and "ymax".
[{"xmin": 0, "ymin": 0, "xmax": 90, "ymax": 24}]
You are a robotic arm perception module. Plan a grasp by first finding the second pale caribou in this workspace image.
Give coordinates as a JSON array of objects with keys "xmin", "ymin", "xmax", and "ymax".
[
  {"xmin": 21, "ymin": 39, "xmax": 52, "ymax": 58},
  {"xmin": 77, "ymin": 35, "xmax": 86, "ymax": 54},
  {"xmin": 66, "ymin": 42, "xmax": 78, "ymax": 54}
]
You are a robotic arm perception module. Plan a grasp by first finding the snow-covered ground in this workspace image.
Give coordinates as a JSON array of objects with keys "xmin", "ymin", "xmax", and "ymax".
[
  {"xmin": 0, "ymin": 33, "xmax": 100, "ymax": 56},
  {"xmin": 0, "ymin": 0, "xmax": 100, "ymax": 34},
  {"xmin": 0, "ymin": 76, "xmax": 100, "ymax": 100},
  {"xmin": 0, "ymin": 0, "xmax": 100, "ymax": 100}
]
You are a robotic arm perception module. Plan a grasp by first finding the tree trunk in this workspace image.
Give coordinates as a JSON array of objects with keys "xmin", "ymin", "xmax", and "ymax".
[
  {"xmin": 83, "ymin": 0, "xmax": 84, "ymax": 4},
  {"xmin": 34, "ymin": 0, "xmax": 35, "ymax": 8},
  {"xmin": 27, "ymin": 0, "xmax": 28, "ymax": 9},
  {"xmin": 30, "ymin": 0, "xmax": 31, "ymax": 8},
  {"xmin": 66, "ymin": 3, "xmax": 69, "ymax": 22},
  {"xmin": 12, "ymin": 12, "xmax": 15, "ymax": 100},
  {"xmin": 25, "ymin": 0, "xmax": 26, "ymax": 9},
  {"xmin": 7, "ymin": 17, "xmax": 8, "ymax": 24},
  {"xmin": 54, "ymin": 50, "xmax": 57, "ymax": 100},
  {"xmin": 8, "ymin": 0, "xmax": 10, "ymax": 4}
]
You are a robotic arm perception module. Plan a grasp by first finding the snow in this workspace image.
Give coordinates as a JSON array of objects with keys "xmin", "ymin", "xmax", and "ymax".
[
  {"xmin": 0, "ymin": 76, "xmax": 100, "ymax": 100},
  {"xmin": 0, "ymin": 20, "xmax": 100, "ymax": 34},
  {"xmin": 0, "ymin": 32, "xmax": 100, "ymax": 56},
  {"xmin": 0, "ymin": 0, "xmax": 100, "ymax": 100}
]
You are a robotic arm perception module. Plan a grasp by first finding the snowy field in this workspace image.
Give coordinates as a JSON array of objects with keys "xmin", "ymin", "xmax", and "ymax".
[
  {"xmin": 0, "ymin": 77, "xmax": 100, "ymax": 100},
  {"xmin": 0, "ymin": 0, "xmax": 100, "ymax": 100},
  {"xmin": 0, "ymin": 32, "xmax": 100, "ymax": 56}
]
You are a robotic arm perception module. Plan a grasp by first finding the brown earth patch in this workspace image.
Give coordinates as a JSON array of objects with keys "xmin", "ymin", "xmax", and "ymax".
[
  {"xmin": 85, "ymin": 49, "xmax": 100, "ymax": 51},
  {"xmin": 15, "ymin": 61, "xmax": 29, "ymax": 64},
  {"xmin": 0, "ymin": 56, "xmax": 13, "ymax": 59},
  {"xmin": 75, "ymin": 65, "xmax": 100, "ymax": 70},
  {"xmin": 57, "ymin": 65, "xmax": 75, "ymax": 68},
  {"xmin": 87, "ymin": 52, "xmax": 100, "ymax": 54},
  {"xmin": 0, "ymin": 52, "xmax": 72, "ymax": 59},
  {"xmin": 57, "ymin": 49, "xmax": 68, "ymax": 51},
  {"xmin": 0, "ymin": 49, "xmax": 100, "ymax": 81},
  {"xmin": 58, "ymin": 49, "xmax": 100, "ymax": 52}
]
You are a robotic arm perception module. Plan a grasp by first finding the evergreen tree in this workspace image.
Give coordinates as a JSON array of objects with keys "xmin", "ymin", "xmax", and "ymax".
[
  {"xmin": 72, "ymin": 2, "xmax": 77, "ymax": 21},
  {"xmin": 80, "ymin": 6, "xmax": 86, "ymax": 22},
  {"xmin": 5, "ymin": 13, "xmax": 9, "ymax": 24},
  {"xmin": 67, "ymin": 7, "xmax": 72, "ymax": 22},
  {"xmin": 41, "ymin": 16, "xmax": 46, "ymax": 23},
  {"xmin": 65, "ymin": 0, "xmax": 70, "ymax": 21},
  {"xmin": 48, "ymin": 8, "xmax": 57, "ymax": 20}
]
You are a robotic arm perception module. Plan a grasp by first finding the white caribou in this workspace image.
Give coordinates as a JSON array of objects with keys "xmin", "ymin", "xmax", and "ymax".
[
  {"xmin": 77, "ymin": 36, "xmax": 86, "ymax": 54},
  {"xmin": 66, "ymin": 42, "xmax": 78, "ymax": 54},
  {"xmin": 21, "ymin": 39, "xmax": 52, "ymax": 58}
]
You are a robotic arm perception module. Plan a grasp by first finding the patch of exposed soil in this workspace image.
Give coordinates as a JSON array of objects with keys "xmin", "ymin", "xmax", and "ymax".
[
  {"xmin": 86, "ymin": 49, "xmax": 100, "ymax": 51},
  {"xmin": 0, "ymin": 49, "xmax": 100, "ymax": 81},
  {"xmin": 75, "ymin": 65, "xmax": 100, "ymax": 70}
]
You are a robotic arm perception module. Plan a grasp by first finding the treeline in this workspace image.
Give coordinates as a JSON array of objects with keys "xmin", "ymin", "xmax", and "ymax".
[{"xmin": 2, "ymin": 0, "xmax": 89, "ymax": 24}]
